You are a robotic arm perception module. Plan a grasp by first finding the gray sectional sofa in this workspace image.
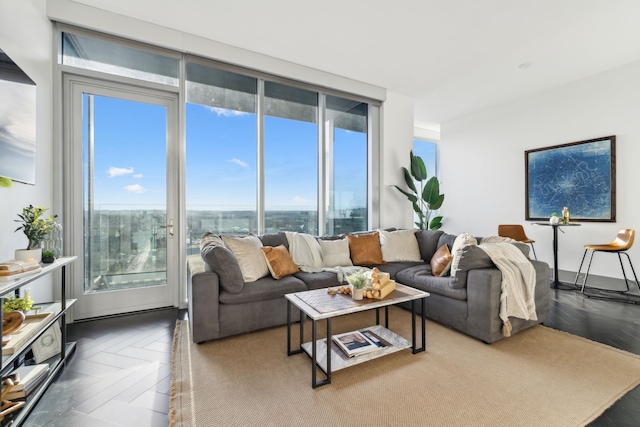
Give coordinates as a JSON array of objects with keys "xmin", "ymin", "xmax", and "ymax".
[{"xmin": 187, "ymin": 229, "xmax": 550, "ymax": 345}]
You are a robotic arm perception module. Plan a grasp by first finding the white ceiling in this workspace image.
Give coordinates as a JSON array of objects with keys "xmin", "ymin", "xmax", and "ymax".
[{"xmin": 72, "ymin": 0, "xmax": 640, "ymax": 132}]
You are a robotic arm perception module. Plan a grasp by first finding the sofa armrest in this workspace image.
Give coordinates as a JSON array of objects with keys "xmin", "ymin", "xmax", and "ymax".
[
  {"xmin": 187, "ymin": 255, "xmax": 221, "ymax": 344},
  {"xmin": 465, "ymin": 268, "xmax": 503, "ymax": 343},
  {"xmin": 466, "ymin": 260, "xmax": 550, "ymax": 343}
]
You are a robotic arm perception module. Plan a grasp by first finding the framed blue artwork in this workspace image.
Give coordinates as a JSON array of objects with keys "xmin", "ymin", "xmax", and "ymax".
[{"xmin": 525, "ymin": 136, "xmax": 616, "ymax": 222}]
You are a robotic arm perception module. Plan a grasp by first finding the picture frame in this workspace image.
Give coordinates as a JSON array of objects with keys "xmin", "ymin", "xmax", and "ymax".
[
  {"xmin": 525, "ymin": 136, "xmax": 616, "ymax": 222},
  {"xmin": 32, "ymin": 323, "xmax": 62, "ymax": 363}
]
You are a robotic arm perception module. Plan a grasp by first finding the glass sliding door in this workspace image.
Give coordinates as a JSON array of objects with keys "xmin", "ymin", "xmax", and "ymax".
[
  {"xmin": 65, "ymin": 76, "xmax": 179, "ymax": 319},
  {"xmin": 325, "ymin": 95, "xmax": 368, "ymax": 235},
  {"xmin": 264, "ymin": 82, "xmax": 318, "ymax": 234}
]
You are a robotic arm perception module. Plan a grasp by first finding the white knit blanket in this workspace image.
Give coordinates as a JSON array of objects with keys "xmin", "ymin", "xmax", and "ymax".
[
  {"xmin": 477, "ymin": 241, "xmax": 537, "ymax": 337},
  {"xmin": 284, "ymin": 231, "xmax": 367, "ymax": 282}
]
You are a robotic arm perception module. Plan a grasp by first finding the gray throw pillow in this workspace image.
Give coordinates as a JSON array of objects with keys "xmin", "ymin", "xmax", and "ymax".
[
  {"xmin": 449, "ymin": 245, "xmax": 495, "ymax": 289},
  {"xmin": 200, "ymin": 232, "xmax": 245, "ymax": 293}
]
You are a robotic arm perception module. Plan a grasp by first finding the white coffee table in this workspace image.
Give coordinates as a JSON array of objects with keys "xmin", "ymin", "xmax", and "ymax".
[{"xmin": 285, "ymin": 283, "xmax": 429, "ymax": 388}]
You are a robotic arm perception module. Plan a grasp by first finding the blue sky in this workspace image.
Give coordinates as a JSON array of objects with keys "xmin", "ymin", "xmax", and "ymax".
[{"xmin": 85, "ymin": 95, "xmax": 368, "ymax": 212}]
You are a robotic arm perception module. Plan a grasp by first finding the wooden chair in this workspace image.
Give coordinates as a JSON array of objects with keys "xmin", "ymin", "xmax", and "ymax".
[
  {"xmin": 498, "ymin": 224, "xmax": 537, "ymax": 260},
  {"xmin": 573, "ymin": 228, "xmax": 640, "ymax": 298}
]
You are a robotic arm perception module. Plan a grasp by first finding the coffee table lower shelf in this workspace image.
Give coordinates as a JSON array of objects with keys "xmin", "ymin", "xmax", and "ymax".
[{"xmin": 301, "ymin": 324, "xmax": 411, "ymax": 373}]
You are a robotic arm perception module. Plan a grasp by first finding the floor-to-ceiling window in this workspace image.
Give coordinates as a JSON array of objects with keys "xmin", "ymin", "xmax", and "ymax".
[
  {"xmin": 264, "ymin": 82, "xmax": 318, "ymax": 234},
  {"xmin": 185, "ymin": 61, "xmax": 258, "ymax": 253},
  {"xmin": 325, "ymin": 96, "xmax": 368, "ymax": 235},
  {"xmin": 58, "ymin": 26, "xmax": 380, "ymax": 313}
]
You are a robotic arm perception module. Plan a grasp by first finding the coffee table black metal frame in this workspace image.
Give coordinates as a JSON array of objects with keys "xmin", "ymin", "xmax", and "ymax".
[{"xmin": 286, "ymin": 283, "xmax": 428, "ymax": 388}]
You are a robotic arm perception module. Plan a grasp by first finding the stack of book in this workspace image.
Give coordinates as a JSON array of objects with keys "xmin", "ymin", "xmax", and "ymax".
[
  {"xmin": 2, "ymin": 363, "xmax": 50, "ymax": 400},
  {"xmin": 332, "ymin": 330, "xmax": 388, "ymax": 358},
  {"xmin": 0, "ymin": 259, "xmax": 42, "ymax": 282}
]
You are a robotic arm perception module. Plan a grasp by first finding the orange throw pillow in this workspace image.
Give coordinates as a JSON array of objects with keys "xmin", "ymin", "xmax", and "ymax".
[
  {"xmin": 347, "ymin": 232, "xmax": 384, "ymax": 265},
  {"xmin": 260, "ymin": 245, "xmax": 300, "ymax": 279},
  {"xmin": 431, "ymin": 244, "xmax": 453, "ymax": 277}
]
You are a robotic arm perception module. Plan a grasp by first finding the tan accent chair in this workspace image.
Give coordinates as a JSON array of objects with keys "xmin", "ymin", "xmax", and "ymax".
[
  {"xmin": 573, "ymin": 228, "xmax": 640, "ymax": 296},
  {"xmin": 498, "ymin": 224, "xmax": 537, "ymax": 260}
]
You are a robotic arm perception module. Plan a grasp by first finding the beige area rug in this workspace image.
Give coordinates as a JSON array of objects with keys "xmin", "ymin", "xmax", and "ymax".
[{"xmin": 170, "ymin": 307, "xmax": 640, "ymax": 427}]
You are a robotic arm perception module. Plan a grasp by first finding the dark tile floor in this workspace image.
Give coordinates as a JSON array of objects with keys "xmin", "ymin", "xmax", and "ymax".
[
  {"xmin": 21, "ymin": 308, "xmax": 186, "ymax": 427},
  {"xmin": 17, "ymin": 284, "xmax": 640, "ymax": 427}
]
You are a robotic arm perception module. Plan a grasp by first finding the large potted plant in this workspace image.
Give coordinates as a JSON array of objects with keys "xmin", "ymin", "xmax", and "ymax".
[
  {"xmin": 14, "ymin": 205, "xmax": 57, "ymax": 262},
  {"xmin": 392, "ymin": 150, "xmax": 445, "ymax": 230}
]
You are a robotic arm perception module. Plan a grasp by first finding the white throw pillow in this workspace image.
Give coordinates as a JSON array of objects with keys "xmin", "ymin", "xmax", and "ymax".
[
  {"xmin": 222, "ymin": 235, "xmax": 270, "ymax": 283},
  {"xmin": 317, "ymin": 238, "xmax": 353, "ymax": 267},
  {"xmin": 378, "ymin": 229, "xmax": 422, "ymax": 262},
  {"xmin": 450, "ymin": 232, "xmax": 478, "ymax": 278}
]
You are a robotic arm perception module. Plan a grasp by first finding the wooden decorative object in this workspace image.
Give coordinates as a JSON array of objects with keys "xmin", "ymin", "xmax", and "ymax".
[{"xmin": 2, "ymin": 311, "xmax": 25, "ymax": 346}]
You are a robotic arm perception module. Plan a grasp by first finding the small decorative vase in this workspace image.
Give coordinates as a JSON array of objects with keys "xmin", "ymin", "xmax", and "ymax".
[
  {"xmin": 549, "ymin": 216, "xmax": 559, "ymax": 225},
  {"xmin": 352, "ymin": 288, "xmax": 364, "ymax": 300},
  {"xmin": 15, "ymin": 248, "xmax": 42, "ymax": 263}
]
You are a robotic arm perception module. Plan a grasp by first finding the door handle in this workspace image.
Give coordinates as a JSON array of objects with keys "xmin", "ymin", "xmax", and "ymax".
[{"xmin": 160, "ymin": 218, "xmax": 174, "ymax": 238}]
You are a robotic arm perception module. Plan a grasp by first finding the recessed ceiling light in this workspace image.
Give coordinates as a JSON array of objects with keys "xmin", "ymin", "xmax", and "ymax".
[{"xmin": 518, "ymin": 62, "xmax": 532, "ymax": 69}]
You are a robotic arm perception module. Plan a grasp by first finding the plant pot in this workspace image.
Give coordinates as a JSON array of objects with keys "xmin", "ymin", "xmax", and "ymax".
[
  {"xmin": 42, "ymin": 256, "xmax": 55, "ymax": 264},
  {"xmin": 15, "ymin": 248, "xmax": 42, "ymax": 263},
  {"xmin": 352, "ymin": 288, "xmax": 364, "ymax": 300},
  {"xmin": 549, "ymin": 216, "xmax": 560, "ymax": 225}
]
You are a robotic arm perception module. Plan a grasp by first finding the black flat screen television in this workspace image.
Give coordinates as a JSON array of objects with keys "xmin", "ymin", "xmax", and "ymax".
[{"xmin": 0, "ymin": 48, "xmax": 36, "ymax": 185}]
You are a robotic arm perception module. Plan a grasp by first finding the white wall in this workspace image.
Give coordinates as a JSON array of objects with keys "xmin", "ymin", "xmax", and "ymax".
[
  {"xmin": 380, "ymin": 91, "xmax": 415, "ymax": 229},
  {"xmin": 441, "ymin": 60, "xmax": 640, "ymax": 279},
  {"xmin": 0, "ymin": 0, "xmax": 55, "ymax": 302}
]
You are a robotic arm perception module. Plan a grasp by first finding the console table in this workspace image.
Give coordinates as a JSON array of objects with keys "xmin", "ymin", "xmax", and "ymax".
[
  {"xmin": 534, "ymin": 223, "xmax": 581, "ymax": 290},
  {"xmin": 0, "ymin": 256, "xmax": 77, "ymax": 426}
]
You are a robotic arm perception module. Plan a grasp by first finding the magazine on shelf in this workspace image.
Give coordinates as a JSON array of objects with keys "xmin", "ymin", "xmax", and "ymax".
[{"xmin": 332, "ymin": 329, "xmax": 388, "ymax": 358}]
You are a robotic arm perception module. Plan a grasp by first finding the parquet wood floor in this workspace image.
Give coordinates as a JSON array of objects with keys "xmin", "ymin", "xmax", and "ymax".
[{"xmin": 21, "ymin": 285, "xmax": 640, "ymax": 426}]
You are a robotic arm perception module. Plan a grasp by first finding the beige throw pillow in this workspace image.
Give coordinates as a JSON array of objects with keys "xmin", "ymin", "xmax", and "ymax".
[
  {"xmin": 222, "ymin": 235, "xmax": 270, "ymax": 282},
  {"xmin": 450, "ymin": 232, "xmax": 478, "ymax": 278},
  {"xmin": 378, "ymin": 229, "xmax": 422, "ymax": 262},
  {"xmin": 317, "ymin": 239, "xmax": 353, "ymax": 267},
  {"xmin": 261, "ymin": 245, "xmax": 299, "ymax": 279}
]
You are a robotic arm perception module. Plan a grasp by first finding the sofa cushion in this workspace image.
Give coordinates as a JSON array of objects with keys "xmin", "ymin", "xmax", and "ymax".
[
  {"xmin": 378, "ymin": 229, "xmax": 422, "ymax": 262},
  {"xmin": 259, "ymin": 232, "xmax": 289, "ymax": 250},
  {"xmin": 293, "ymin": 271, "xmax": 341, "ymax": 290},
  {"xmin": 430, "ymin": 244, "xmax": 453, "ymax": 277},
  {"xmin": 222, "ymin": 235, "xmax": 270, "ymax": 283},
  {"xmin": 317, "ymin": 238, "xmax": 353, "ymax": 267},
  {"xmin": 396, "ymin": 264, "xmax": 467, "ymax": 300},
  {"xmin": 199, "ymin": 232, "xmax": 245, "ymax": 294},
  {"xmin": 347, "ymin": 231, "xmax": 384, "ymax": 265},
  {"xmin": 261, "ymin": 245, "xmax": 299, "ymax": 279},
  {"xmin": 450, "ymin": 245, "xmax": 495, "ymax": 289},
  {"xmin": 219, "ymin": 275, "xmax": 307, "ymax": 305},
  {"xmin": 375, "ymin": 261, "xmax": 424, "ymax": 281},
  {"xmin": 415, "ymin": 229, "xmax": 445, "ymax": 262}
]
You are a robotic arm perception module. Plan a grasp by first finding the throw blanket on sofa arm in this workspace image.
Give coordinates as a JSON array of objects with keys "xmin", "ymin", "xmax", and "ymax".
[{"xmin": 477, "ymin": 241, "xmax": 537, "ymax": 337}]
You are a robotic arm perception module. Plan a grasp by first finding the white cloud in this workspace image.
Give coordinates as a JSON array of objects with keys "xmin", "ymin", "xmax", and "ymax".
[
  {"xmin": 124, "ymin": 184, "xmax": 146, "ymax": 194},
  {"xmin": 292, "ymin": 196, "xmax": 310, "ymax": 205},
  {"xmin": 133, "ymin": 173, "xmax": 143, "ymax": 179},
  {"xmin": 108, "ymin": 166, "xmax": 134, "ymax": 177},
  {"xmin": 229, "ymin": 158, "xmax": 249, "ymax": 168},
  {"xmin": 205, "ymin": 106, "xmax": 249, "ymax": 117}
]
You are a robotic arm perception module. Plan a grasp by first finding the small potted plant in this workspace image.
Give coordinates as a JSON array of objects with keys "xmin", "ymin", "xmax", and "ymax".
[
  {"xmin": 41, "ymin": 250, "xmax": 56, "ymax": 264},
  {"xmin": 3, "ymin": 291, "xmax": 34, "ymax": 313},
  {"xmin": 14, "ymin": 205, "xmax": 57, "ymax": 262},
  {"xmin": 549, "ymin": 212, "xmax": 559, "ymax": 225},
  {"xmin": 346, "ymin": 270, "xmax": 369, "ymax": 300}
]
